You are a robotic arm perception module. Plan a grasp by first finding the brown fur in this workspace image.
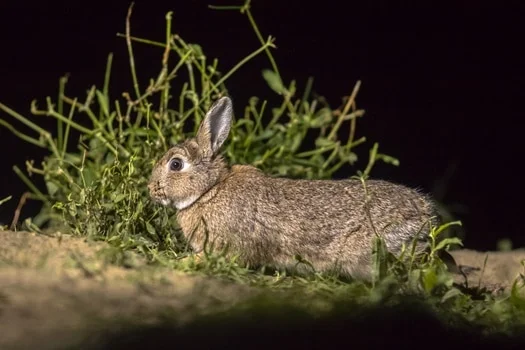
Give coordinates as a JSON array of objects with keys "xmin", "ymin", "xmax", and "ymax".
[{"xmin": 148, "ymin": 97, "xmax": 439, "ymax": 280}]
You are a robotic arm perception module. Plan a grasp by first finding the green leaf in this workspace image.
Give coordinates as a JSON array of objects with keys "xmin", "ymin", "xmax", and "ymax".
[
  {"xmin": 188, "ymin": 43, "xmax": 204, "ymax": 58},
  {"xmin": 79, "ymin": 188, "xmax": 86, "ymax": 203},
  {"xmin": 262, "ymin": 69, "xmax": 286, "ymax": 94},
  {"xmin": 432, "ymin": 221, "xmax": 462, "ymax": 239},
  {"xmin": 510, "ymin": 279, "xmax": 525, "ymax": 310},
  {"xmin": 441, "ymin": 287, "xmax": 463, "ymax": 303},
  {"xmin": 46, "ymin": 181, "xmax": 58, "ymax": 197},
  {"xmin": 146, "ymin": 221, "xmax": 157, "ymax": 236},
  {"xmin": 290, "ymin": 132, "xmax": 303, "ymax": 152},
  {"xmin": 338, "ymin": 148, "xmax": 358, "ymax": 164},
  {"xmin": 254, "ymin": 129, "xmax": 275, "ymax": 141},
  {"xmin": 435, "ymin": 237, "xmax": 463, "ymax": 252},
  {"xmin": 95, "ymin": 90, "xmax": 109, "ymax": 118},
  {"xmin": 376, "ymin": 153, "xmax": 400, "ymax": 166},
  {"xmin": 67, "ymin": 202, "xmax": 77, "ymax": 217},
  {"xmin": 112, "ymin": 193, "xmax": 127, "ymax": 203},
  {"xmin": 287, "ymin": 79, "xmax": 296, "ymax": 97},
  {"xmin": 235, "ymin": 119, "xmax": 254, "ymax": 129},
  {"xmin": 422, "ymin": 268, "xmax": 438, "ymax": 293},
  {"xmin": 310, "ymin": 108, "xmax": 332, "ymax": 127},
  {"xmin": 315, "ymin": 137, "xmax": 336, "ymax": 148}
]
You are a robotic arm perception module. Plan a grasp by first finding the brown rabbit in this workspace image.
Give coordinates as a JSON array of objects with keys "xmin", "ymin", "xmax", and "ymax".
[{"xmin": 148, "ymin": 96, "xmax": 440, "ymax": 280}]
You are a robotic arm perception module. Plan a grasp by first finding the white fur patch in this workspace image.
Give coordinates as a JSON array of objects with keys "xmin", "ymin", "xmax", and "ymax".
[{"xmin": 174, "ymin": 194, "xmax": 199, "ymax": 210}]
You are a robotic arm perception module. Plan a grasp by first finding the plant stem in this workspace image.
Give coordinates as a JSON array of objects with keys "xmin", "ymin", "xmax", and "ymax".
[
  {"xmin": 57, "ymin": 75, "xmax": 68, "ymax": 151},
  {"xmin": 328, "ymin": 81, "xmax": 361, "ymax": 141},
  {"xmin": 12, "ymin": 166, "xmax": 49, "ymax": 203},
  {"xmin": 125, "ymin": 3, "xmax": 144, "ymax": 109},
  {"xmin": 0, "ymin": 102, "xmax": 51, "ymax": 137},
  {"xmin": 0, "ymin": 119, "xmax": 45, "ymax": 147}
]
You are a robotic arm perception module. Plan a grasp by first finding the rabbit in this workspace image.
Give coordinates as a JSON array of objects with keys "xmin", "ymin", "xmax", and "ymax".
[{"xmin": 148, "ymin": 96, "xmax": 441, "ymax": 280}]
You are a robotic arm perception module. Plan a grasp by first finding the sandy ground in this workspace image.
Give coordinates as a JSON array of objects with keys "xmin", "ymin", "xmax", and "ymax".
[
  {"xmin": 450, "ymin": 248, "xmax": 525, "ymax": 292},
  {"xmin": 0, "ymin": 230, "xmax": 524, "ymax": 349},
  {"xmin": 0, "ymin": 230, "xmax": 257, "ymax": 349}
]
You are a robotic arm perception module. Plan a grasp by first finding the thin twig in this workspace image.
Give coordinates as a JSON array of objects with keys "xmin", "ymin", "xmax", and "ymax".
[
  {"xmin": 10, "ymin": 192, "xmax": 31, "ymax": 230},
  {"xmin": 125, "ymin": 3, "xmax": 144, "ymax": 109},
  {"xmin": 328, "ymin": 80, "xmax": 361, "ymax": 140}
]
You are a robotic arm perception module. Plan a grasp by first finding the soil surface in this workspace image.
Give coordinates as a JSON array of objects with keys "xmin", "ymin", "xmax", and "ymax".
[
  {"xmin": 0, "ymin": 230, "xmax": 524, "ymax": 349},
  {"xmin": 450, "ymin": 248, "xmax": 525, "ymax": 292},
  {"xmin": 0, "ymin": 230, "xmax": 256, "ymax": 349}
]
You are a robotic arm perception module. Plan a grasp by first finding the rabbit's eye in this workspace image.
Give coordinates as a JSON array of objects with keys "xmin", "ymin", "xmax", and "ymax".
[{"xmin": 169, "ymin": 158, "xmax": 184, "ymax": 171}]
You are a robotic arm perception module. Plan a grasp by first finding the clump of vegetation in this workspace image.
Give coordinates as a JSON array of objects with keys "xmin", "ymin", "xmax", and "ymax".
[
  {"xmin": 0, "ymin": 0, "xmax": 524, "ymax": 341},
  {"xmin": 0, "ymin": 2, "xmax": 396, "ymax": 256}
]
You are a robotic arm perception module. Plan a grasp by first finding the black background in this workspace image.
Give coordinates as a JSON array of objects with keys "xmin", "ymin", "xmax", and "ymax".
[{"xmin": 0, "ymin": 1, "xmax": 523, "ymax": 250}]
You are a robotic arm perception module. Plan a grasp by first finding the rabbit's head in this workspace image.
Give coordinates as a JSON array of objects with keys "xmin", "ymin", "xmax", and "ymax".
[{"xmin": 148, "ymin": 97, "xmax": 233, "ymax": 210}]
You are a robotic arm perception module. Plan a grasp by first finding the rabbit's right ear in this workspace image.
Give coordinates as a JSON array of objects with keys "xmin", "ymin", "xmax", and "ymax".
[{"xmin": 196, "ymin": 96, "xmax": 233, "ymax": 158}]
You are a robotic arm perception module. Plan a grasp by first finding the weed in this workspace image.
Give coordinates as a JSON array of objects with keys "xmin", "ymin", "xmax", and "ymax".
[{"xmin": 0, "ymin": 2, "xmax": 391, "ymax": 261}]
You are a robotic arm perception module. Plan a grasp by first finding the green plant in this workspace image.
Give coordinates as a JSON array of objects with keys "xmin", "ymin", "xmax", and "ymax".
[{"xmin": 0, "ymin": 2, "xmax": 396, "ymax": 257}]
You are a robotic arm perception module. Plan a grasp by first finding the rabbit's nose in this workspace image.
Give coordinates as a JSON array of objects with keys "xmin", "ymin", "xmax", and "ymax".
[
  {"xmin": 147, "ymin": 181, "xmax": 155, "ymax": 193},
  {"xmin": 148, "ymin": 180, "xmax": 160, "ymax": 193}
]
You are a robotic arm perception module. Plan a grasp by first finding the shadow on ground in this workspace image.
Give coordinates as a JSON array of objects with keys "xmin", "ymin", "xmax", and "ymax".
[{"xmin": 89, "ymin": 302, "xmax": 525, "ymax": 350}]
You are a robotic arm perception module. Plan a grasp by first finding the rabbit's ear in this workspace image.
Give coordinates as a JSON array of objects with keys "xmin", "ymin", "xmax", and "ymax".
[{"xmin": 196, "ymin": 96, "xmax": 233, "ymax": 157}]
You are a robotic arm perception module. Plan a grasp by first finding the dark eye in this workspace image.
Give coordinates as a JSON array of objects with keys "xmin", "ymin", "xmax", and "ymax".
[{"xmin": 169, "ymin": 158, "xmax": 184, "ymax": 171}]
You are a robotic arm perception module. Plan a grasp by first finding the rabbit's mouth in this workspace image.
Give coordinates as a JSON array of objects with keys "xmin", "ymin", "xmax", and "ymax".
[
  {"xmin": 154, "ymin": 193, "xmax": 173, "ymax": 207},
  {"xmin": 149, "ymin": 190, "xmax": 172, "ymax": 207}
]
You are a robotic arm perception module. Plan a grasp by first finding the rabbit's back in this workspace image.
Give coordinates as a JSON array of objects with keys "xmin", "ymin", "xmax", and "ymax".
[{"xmin": 177, "ymin": 165, "xmax": 437, "ymax": 278}]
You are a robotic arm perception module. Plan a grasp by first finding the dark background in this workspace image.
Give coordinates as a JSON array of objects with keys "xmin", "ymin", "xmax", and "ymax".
[{"xmin": 0, "ymin": 1, "xmax": 523, "ymax": 250}]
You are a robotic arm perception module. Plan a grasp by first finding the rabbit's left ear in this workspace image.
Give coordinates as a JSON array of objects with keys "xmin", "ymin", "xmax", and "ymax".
[{"xmin": 196, "ymin": 96, "xmax": 233, "ymax": 157}]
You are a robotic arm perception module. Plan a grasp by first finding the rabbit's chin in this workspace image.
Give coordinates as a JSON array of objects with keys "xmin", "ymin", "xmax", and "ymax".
[
  {"xmin": 171, "ymin": 194, "xmax": 200, "ymax": 210},
  {"xmin": 159, "ymin": 198, "xmax": 172, "ymax": 207},
  {"xmin": 151, "ymin": 195, "xmax": 197, "ymax": 210},
  {"xmin": 151, "ymin": 196, "xmax": 173, "ymax": 208}
]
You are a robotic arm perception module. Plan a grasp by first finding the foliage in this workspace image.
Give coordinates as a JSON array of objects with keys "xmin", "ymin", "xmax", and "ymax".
[{"xmin": 0, "ymin": 2, "xmax": 395, "ymax": 251}]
